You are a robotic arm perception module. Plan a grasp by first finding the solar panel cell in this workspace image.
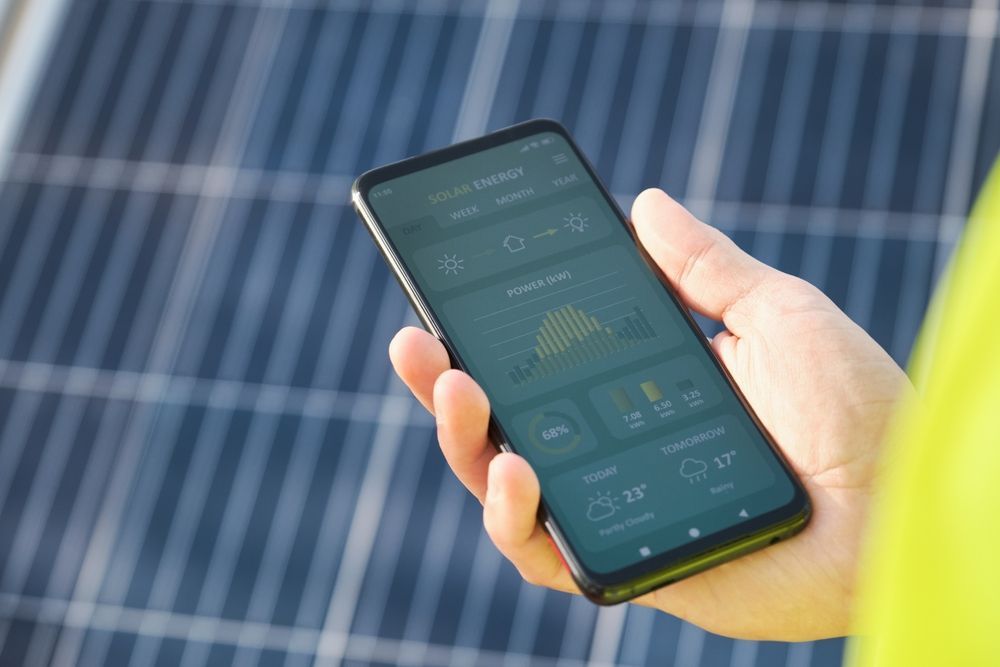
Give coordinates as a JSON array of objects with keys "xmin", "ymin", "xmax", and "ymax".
[{"xmin": 0, "ymin": 1, "xmax": 998, "ymax": 665}]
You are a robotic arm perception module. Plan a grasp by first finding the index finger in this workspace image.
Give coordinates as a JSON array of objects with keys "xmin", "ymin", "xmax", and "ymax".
[{"xmin": 389, "ymin": 326, "xmax": 451, "ymax": 414}]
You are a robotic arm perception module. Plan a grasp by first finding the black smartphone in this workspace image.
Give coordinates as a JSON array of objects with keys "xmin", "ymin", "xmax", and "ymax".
[{"xmin": 353, "ymin": 119, "xmax": 810, "ymax": 604}]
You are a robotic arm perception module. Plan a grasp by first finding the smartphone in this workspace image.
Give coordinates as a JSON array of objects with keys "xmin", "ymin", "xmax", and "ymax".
[{"xmin": 353, "ymin": 119, "xmax": 810, "ymax": 604}]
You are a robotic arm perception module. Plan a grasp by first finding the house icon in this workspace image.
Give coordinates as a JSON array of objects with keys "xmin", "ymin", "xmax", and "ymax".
[{"xmin": 503, "ymin": 235, "xmax": 526, "ymax": 253}]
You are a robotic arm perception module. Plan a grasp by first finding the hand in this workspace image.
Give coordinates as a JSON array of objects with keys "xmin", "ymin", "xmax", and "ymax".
[{"xmin": 389, "ymin": 189, "xmax": 911, "ymax": 641}]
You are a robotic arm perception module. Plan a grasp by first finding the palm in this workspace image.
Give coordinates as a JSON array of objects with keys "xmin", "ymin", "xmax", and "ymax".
[{"xmin": 644, "ymin": 275, "xmax": 909, "ymax": 639}]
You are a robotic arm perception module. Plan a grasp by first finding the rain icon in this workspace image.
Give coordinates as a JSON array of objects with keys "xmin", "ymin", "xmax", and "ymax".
[{"xmin": 679, "ymin": 458, "xmax": 708, "ymax": 483}]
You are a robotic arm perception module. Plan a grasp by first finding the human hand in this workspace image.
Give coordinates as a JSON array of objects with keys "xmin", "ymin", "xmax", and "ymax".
[{"xmin": 389, "ymin": 188, "xmax": 911, "ymax": 640}]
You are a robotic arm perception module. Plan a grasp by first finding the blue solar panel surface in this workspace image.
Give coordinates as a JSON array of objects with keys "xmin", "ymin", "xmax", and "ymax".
[{"xmin": 0, "ymin": 0, "xmax": 998, "ymax": 665}]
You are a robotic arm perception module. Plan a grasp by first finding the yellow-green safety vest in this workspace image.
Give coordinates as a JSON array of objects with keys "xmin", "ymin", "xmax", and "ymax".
[{"xmin": 849, "ymin": 159, "xmax": 1000, "ymax": 664}]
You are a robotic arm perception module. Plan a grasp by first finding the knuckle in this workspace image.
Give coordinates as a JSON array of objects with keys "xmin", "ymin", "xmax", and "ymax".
[{"xmin": 678, "ymin": 234, "xmax": 720, "ymax": 293}]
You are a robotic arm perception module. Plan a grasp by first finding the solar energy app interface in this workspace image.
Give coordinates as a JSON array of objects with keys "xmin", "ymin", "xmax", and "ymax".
[{"xmin": 369, "ymin": 132, "xmax": 796, "ymax": 573}]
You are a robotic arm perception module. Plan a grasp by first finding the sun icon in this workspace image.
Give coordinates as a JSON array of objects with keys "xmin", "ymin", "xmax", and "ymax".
[
  {"xmin": 437, "ymin": 253, "xmax": 464, "ymax": 276},
  {"xmin": 563, "ymin": 212, "xmax": 589, "ymax": 232}
]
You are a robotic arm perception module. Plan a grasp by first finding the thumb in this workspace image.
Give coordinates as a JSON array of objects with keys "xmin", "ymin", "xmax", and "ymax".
[{"xmin": 630, "ymin": 188, "xmax": 782, "ymax": 324}]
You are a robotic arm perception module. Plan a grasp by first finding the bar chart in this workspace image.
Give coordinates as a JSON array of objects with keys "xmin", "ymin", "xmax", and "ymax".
[
  {"xmin": 442, "ymin": 246, "xmax": 685, "ymax": 404},
  {"xmin": 507, "ymin": 304, "xmax": 656, "ymax": 385}
]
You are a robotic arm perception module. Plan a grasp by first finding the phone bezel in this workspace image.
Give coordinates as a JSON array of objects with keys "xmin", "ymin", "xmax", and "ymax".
[{"xmin": 352, "ymin": 118, "xmax": 810, "ymax": 604}]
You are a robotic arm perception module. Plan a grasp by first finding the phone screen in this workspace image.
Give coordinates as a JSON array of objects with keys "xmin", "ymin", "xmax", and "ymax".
[{"xmin": 364, "ymin": 128, "xmax": 800, "ymax": 577}]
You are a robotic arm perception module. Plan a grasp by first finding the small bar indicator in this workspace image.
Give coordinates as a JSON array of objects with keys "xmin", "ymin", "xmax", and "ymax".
[
  {"xmin": 610, "ymin": 387, "xmax": 633, "ymax": 413},
  {"xmin": 639, "ymin": 380, "xmax": 664, "ymax": 402}
]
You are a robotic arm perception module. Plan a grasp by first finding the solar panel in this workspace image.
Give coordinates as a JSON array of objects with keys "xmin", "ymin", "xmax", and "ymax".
[{"xmin": 0, "ymin": 0, "xmax": 997, "ymax": 665}]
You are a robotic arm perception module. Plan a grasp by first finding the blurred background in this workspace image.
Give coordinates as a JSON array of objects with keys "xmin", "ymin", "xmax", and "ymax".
[{"xmin": 0, "ymin": 0, "xmax": 997, "ymax": 665}]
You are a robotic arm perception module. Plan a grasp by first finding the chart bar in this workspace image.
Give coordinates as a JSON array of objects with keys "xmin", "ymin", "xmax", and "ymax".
[
  {"xmin": 640, "ymin": 380, "xmax": 664, "ymax": 402},
  {"xmin": 610, "ymin": 387, "xmax": 634, "ymax": 412}
]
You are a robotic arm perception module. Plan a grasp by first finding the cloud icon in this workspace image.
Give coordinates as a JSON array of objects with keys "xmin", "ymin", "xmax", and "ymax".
[
  {"xmin": 586, "ymin": 496, "xmax": 616, "ymax": 522},
  {"xmin": 679, "ymin": 458, "xmax": 708, "ymax": 479}
]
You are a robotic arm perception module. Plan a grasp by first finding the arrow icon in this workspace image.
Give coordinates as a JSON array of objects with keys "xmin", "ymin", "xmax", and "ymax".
[
  {"xmin": 533, "ymin": 228, "xmax": 559, "ymax": 238},
  {"xmin": 738, "ymin": 509, "xmax": 749, "ymax": 518}
]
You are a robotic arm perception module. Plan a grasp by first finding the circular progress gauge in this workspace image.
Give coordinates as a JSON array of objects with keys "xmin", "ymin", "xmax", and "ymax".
[{"xmin": 526, "ymin": 410, "xmax": 583, "ymax": 454}]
